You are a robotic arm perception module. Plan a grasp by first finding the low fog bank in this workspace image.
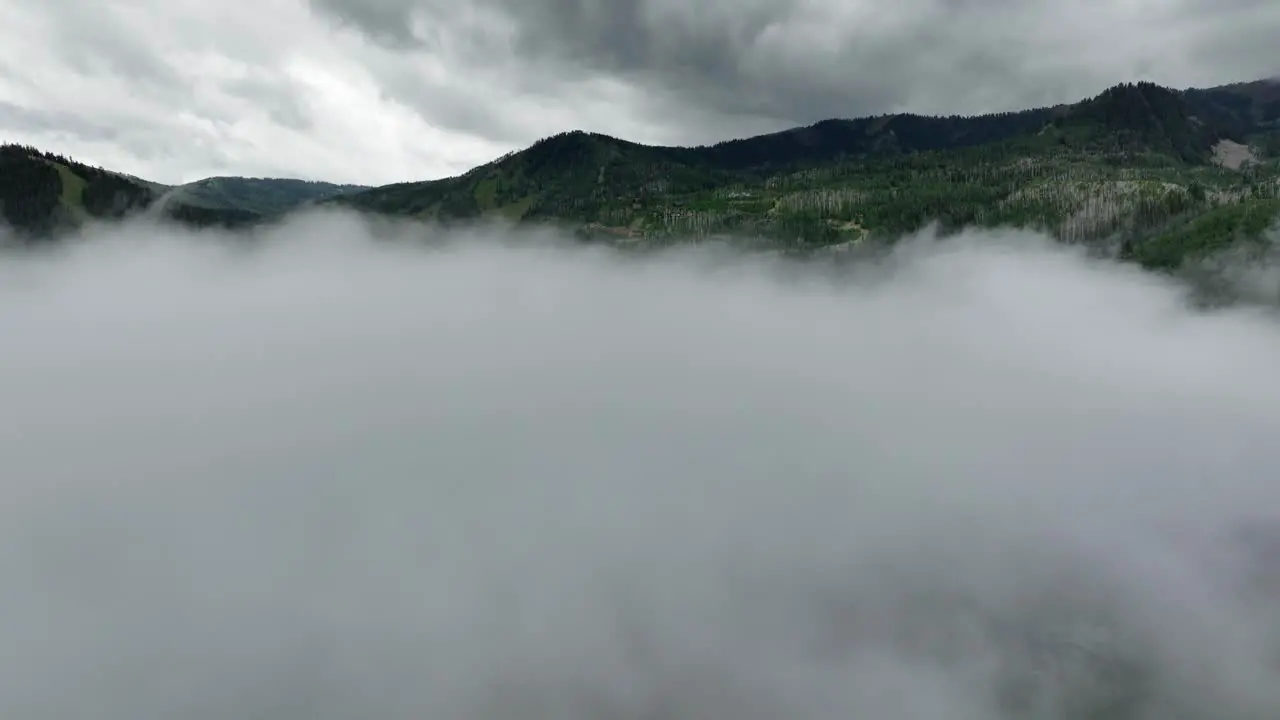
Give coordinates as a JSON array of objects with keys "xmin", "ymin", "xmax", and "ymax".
[
  {"xmin": 4, "ymin": 212, "xmax": 1280, "ymax": 718},
  {"xmin": 1182, "ymin": 225, "xmax": 1280, "ymax": 307}
]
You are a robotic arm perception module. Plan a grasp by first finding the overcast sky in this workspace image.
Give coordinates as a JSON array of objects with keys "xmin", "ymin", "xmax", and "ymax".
[{"xmin": 0, "ymin": 0, "xmax": 1276, "ymax": 186}]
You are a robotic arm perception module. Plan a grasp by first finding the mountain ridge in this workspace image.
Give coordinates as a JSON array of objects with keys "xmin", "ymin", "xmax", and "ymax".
[
  {"xmin": 3, "ymin": 78, "xmax": 1279, "ymax": 274},
  {"xmin": 329, "ymin": 80, "xmax": 1267, "ymax": 213}
]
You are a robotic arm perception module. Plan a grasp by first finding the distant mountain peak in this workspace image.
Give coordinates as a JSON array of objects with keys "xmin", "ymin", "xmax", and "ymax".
[{"xmin": 1066, "ymin": 81, "xmax": 1223, "ymax": 161}]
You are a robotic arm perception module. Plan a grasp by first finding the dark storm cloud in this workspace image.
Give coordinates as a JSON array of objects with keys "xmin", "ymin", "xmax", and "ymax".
[
  {"xmin": 372, "ymin": 65, "xmax": 531, "ymax": 143},
  {"xmin": 309, "ymin": 0, "xmax": 1280, "ymax": 130},
  {"xmin": 6, "ymin": 0, "xmax": 1276, "ymax": 183},
  {"xmin": 4, "ymin": 213, "xmax": 1280, "ymax": 716}
]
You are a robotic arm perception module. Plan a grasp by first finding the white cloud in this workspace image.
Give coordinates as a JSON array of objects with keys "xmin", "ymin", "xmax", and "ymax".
[
  {"xmin": 0, "ymin": 0, "xmax": 550, "ymax": 184},
  {"xmin": 0, "ymin": 0, "xmax": 754, "ymax": 185},
  {"xmin": 3, "ymin": 214, "xmax": 1280, "ymax": 716}
]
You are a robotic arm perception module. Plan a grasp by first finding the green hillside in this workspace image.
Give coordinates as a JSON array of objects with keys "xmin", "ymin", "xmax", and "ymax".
[
  {"xmin": 328, "ymin": 80, "xmax": 1280, "ymax": 270},
  {"xmin": 0, "ymin": 145, "xmax": 159, "ymax": 235},
  {"xmin": 0, "ymin": 145, "xmax": 263, "ymax": 234},
  {"xmin": 0, "ymin": 150, "xmax": 366, "ymax": 237},
  {"xmin": 167, "ymin": 176, "xmax": 367, "ymax": 216},
  {"xmin": 3, "ymin": 79, "xmax": 1279, "ymax": 275}
]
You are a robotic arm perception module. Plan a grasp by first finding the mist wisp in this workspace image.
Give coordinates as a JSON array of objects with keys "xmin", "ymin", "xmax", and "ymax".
[{"xmin": 4, "ymin": 211, "xmax": 1280, "ymax": 718}]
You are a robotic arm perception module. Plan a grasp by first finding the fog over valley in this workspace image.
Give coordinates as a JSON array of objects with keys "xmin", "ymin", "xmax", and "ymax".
[{"xmin": 3, "ymin": 213, "xmax": 1280, "ymax": 717}]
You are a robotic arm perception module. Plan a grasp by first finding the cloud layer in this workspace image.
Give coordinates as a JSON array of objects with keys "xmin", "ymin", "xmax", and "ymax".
[
  {"xmin": 3, "ymin": 214, "xmax": 1280, "ymax": 716},
  {"xmin": 2, "ymin": 0, "xmax": 1277, "ymax": 184},
  {"xmin": 311, "ymin": 0, "xmax": 1280, "ymax": 123}
]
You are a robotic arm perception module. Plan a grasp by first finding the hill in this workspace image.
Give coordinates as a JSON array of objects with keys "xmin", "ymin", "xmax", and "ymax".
[
  {"xmin": 165, "ymin": 176, "xmax": 367, "ymax": 216},
  {"xmin": 0, "ymin": 145, "xmax": 257, "ymax": 235},
  {"xmin": 0, "ymin": 148, "xmax": 365, "ymax": 238},
  {"xmin": 326, "ymin": 80, "xmax": 1280, "ymax": 269},
  {"xmin": 3, "ymin": 79, "xmax": 1279, "ymax": 274}
]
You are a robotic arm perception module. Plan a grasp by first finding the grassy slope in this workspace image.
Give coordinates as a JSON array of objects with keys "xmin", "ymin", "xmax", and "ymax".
[{"xmin": 45, "ymin": 160, "xmax": 89, "ymax": 221}]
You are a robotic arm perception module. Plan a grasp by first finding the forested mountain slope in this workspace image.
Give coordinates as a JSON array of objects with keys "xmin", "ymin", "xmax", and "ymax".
[
  {"xmin": 0, "ymin": 147, "xmax": 364, "ymax": 237},
  {"xmin": 0, "ymin": 145, "xmax": 258, "ymax": 234},
  {"xmin": 326, "ymin": 81, "xmax": 1280, "ymax": 270},
  {"xmin": 167, "ymin": 176, "xmax": 367, "ymax": 216},
  {"xmin": 4, "ymin": 80, "xmax": 1279, "ymax": 273}
]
